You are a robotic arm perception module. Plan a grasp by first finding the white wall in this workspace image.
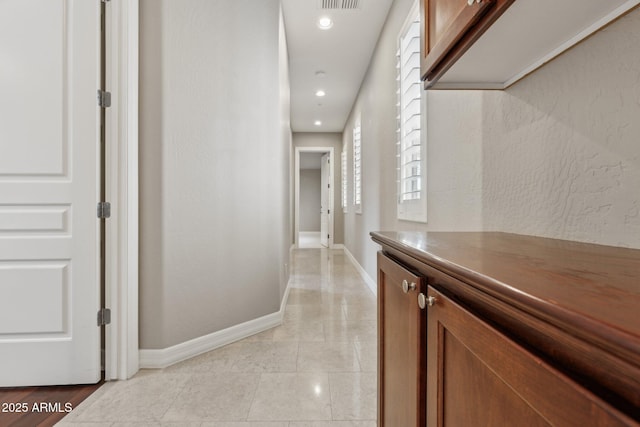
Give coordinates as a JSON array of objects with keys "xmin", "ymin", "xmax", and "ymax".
[
  {"xmin": 139, "ymin": 0, "xmax": 290, "ymax": 349},
  {"xmin": 278, "ymin": 5, "xmax": 293, "ymax": 301},
  {"xmin": 343, "ymin": 0, "xmax": 640, "ymax": 280},
  {"xmin": 139, "ymin": 0, "xmax": 164, "ymax": 348},
  {"xmin": 300, "ymin": 169, "xmax": 321, "ymax": 232}
]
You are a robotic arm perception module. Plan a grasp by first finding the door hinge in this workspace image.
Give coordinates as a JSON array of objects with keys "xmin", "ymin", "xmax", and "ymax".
[
  {"xmin": 97, "ymin": 202, "xmax": 111, "ymax": 219},
  {"xmin": 97, "ymin": 308, "xmax": 111, "ymax": 326},
  {"xmin": 97, "ymin": 90, "xmax": 111, "ymax": 108}
]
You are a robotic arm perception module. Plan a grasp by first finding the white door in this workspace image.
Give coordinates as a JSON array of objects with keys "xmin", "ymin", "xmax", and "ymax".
[
  {"xmin": 320, "ymin": 153, "xmax": 330, "ymax": 248},
  {"xmin": 0, "ymin": 0, "xmax": 101, "ymax": 386}
]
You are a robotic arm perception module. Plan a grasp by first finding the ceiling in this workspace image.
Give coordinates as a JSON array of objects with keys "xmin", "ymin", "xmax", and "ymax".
[{"xmin": 282, "ymin": 0, "xmax": 395, "ymax": 133}]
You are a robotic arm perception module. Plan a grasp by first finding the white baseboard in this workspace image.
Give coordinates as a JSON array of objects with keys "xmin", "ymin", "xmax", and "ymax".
[
  {"xmin": 331, "ymin": 243, "xmax": 345, "ymax": 249},
  {"xmin": 280, "ymin": 277, "xmax": 292, "ymax": 313},
  {"xmin": 140, "ymin": 278, "xmax": 292, "ymax": 369},
  {"xmin": 343, "ymin": 246, "xmax": 377, "ymax": 296}
]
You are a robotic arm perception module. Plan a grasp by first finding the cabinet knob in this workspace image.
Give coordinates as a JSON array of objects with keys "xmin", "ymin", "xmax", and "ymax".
[
  {"xmin": 418, "ymin": 293, "xmax": 436, "ymax": 309},
  {"xmin": 402, "ymin": 279, "xmax": 416, "ymax": 293}
]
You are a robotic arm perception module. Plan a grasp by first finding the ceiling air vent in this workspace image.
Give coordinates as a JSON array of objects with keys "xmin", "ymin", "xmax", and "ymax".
[
  {"xmin": 320, "ymin": 0, "xmax": 361, "ymax": 10},
  {"xmin": 341, "ymin": 0, "xmax": 360, "ymax": 9}
]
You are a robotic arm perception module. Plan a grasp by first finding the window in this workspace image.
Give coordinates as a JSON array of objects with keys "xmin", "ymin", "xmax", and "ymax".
[
  {"xmin": 353, "ymin": 122, "xmax": 362, "ymax": 213},
  {"xmin": 396, "ymin": 7, "xmax": 426, "ymax": 222},
  {"xmin": 341, "ymin": 148, "xmax": 348, "ymax": 212}
]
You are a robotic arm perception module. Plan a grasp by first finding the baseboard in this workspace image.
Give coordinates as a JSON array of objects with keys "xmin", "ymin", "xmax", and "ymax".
[
  {"xmin": 140, "ymin": 278, "xmax": 292, "ymax": 369},
  {"xmin": 342, "ymin": 246, "xmax": 377, "ymax": 296},
  {"xmin": 331, "ymin": 243, "xmax": 345, "ymax": 249},
  {"xmin": 280, "ymin": 276, "xmax": 292, "ymax": 313}
]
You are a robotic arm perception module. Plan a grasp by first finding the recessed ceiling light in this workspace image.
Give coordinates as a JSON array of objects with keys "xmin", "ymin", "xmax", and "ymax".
[
  {"xmin": 315, "ymin": 90, "xmax": 326, "ymax": 97},
  {"xmin": 317, "ymin": 16, "xmax": 333, "ymax": 30},
  {"xmin": 314, "ymin": 120, "xmax": 322, "ymax": 126}
]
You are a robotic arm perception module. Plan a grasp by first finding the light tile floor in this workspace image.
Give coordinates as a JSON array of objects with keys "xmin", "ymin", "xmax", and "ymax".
[
  {"xmin": 298, "ymin": 232, "xmax": 323, "ymax": 248},
  {"xmin": 56, "ymin": 248, "xmax": 377, "ymax": 427}
]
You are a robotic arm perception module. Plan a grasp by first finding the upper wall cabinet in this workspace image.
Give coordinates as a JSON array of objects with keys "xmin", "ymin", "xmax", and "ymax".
[{"xmin": 421, "ymin": 0, "xmax": 640, "ymax": 89}]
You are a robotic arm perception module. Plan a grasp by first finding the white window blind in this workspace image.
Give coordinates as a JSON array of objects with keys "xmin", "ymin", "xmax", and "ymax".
[
  {"xmin": 341, "ymin": 148, "xmax": 348, "ymax": 212},
  {"xmin": 397, "ymin": 17, "xmax": 421, "ymax": 202},
  {"xmin": 396, "ymin": 9, "xmax": 426, "ymax": 222},
  {"xmin": 353, "ymin": 123, "xmax": 362, "ymax": 212}
]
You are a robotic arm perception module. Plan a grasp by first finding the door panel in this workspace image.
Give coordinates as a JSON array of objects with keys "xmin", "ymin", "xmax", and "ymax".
[
  {"xmin": 320, "ymin": 153, "xmax": 330, "ymax": 248},
  {"xmin": 0, "ymin": 0, "xmax": 101, "ymax": 386},
  {"xmin": 378, "ymin": 252, "xmax": 426, "ymax": 427},
  {"xmin": 0, "ymin": 261, "xmax": 69, "ymax": 335},
  {"xmin": 426, "ymin": 286, "xmax": 633, "ymax": 426},
  {"xmin": 0, "ymin": 205, "xmax": 71, "ymax": 233}
]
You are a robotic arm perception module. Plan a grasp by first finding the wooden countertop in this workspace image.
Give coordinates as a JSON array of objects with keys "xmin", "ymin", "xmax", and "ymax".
[{"xmin": 370, "ymin": 231, "xmax": 640, "ymax": 364}]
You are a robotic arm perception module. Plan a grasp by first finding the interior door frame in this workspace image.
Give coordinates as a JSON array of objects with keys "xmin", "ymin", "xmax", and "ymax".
[
  {"xmin": 104, "ymin": 0, "xmax": 139, "ymax": 381},
  {"xmin": 294, "ymin": 146, "xmax": 335, "ymax": 248},
  {"xmin": 320, "ymin": 152, "xmax": 330, "ymax": 248}
]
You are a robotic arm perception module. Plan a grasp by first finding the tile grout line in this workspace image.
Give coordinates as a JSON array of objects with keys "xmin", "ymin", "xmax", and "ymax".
[
  {"xmin": 243, "ymin": 371, "xmax": 264, "ymax": 422},
  {"xmin": 327, "ymin": 369, "xmax": 335, "ymax": 422}
]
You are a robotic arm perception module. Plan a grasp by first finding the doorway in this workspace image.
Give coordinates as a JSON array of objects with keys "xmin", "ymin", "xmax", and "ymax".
[{"xmin": 295, "ymin": 147, "xmax": 334, "ymax": 249}]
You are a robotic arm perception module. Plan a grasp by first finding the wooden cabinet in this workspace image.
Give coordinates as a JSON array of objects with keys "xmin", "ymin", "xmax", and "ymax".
[
  {"xmin": 426, "ymin": 286, "xmax": 633, "ymax": 426},
  {"xmin": 372, "ymin": 231, "xmax": 640, "ymax": 426},
  {"xmin": 421, "ymin": 0, "xmax": 512, "ymax": 84},
  {"xmin": 420, "ymin": 0, "xmax": 640, "ymax": 89},
  {"xmin": 377, "ymin": 252, "xmax": 426, "ymax": 427}
]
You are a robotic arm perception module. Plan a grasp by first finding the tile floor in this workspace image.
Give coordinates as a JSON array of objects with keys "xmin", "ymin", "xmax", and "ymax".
[
  {"xmin": 56, "ymin": 248, "xmax": 378, "ymax": 427},
  {"xmin": 298, "ymin": 232, "xmax": 324, "ymax": 249}
]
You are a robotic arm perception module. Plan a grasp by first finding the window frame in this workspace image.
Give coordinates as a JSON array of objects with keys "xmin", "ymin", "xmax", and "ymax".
[
  {"xmin": 341, "ymin": 147, "xmax": 348, "ymax": 213},
  {"xmin": 353, "ymin": 120, "xmax": 362, "ymax": 214},
  {"xmin": 396, "ymin": 3, "xmax": 427, "ymax": 223}
]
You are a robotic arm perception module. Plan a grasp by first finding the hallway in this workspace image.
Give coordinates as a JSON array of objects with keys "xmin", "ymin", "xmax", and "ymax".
[{"xmin": 57, "ymin": 249, "xmax": 378, "ymax": 426}]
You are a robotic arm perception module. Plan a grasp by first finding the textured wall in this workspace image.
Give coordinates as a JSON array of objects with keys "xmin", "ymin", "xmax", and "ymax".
[
  {"xmin": 481, "ymin": 9, "xmax": 640, "ymax": 247},
  {"xmin": 139, "ymin": 0, "xmax": 290, "ymax": 349}
]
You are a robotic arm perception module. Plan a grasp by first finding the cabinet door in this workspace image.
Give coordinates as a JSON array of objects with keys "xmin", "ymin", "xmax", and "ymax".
[
  {"xmin": 421, "ymin": 0, "xmax": 495, "ymax": 80},
  {"xmin": 377, "ymin": 252, "xmax": 426, "ymax": 427},
  {"xmin": 425, "ymin": 286, "xmax": 636, "ymax": 426}
]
